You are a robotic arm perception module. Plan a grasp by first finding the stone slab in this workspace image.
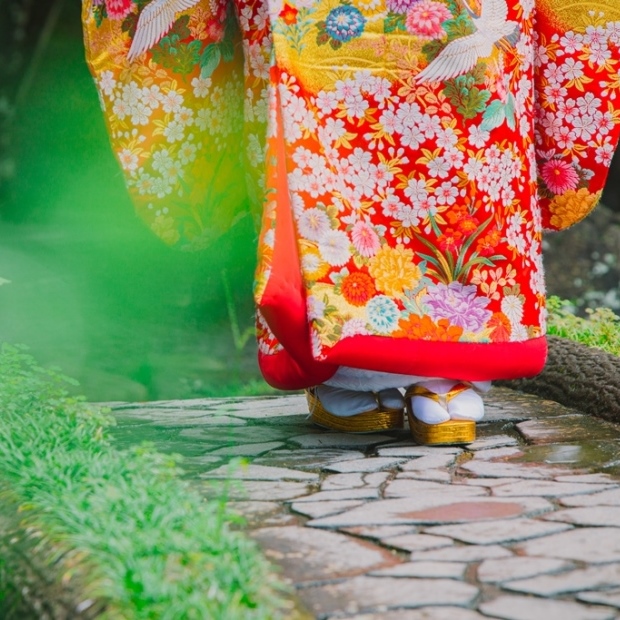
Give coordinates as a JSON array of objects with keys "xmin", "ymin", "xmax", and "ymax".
[
  {"xmin": 321, "ymin": 472, "xmax": 368, "ymax": 490},
  {"xmin": 479, "ymin": 595, "xmax": 615, "ymax": 620},
  {"xmin": 470, "ymin": 447, "xmax": 524, "ymax": 461},
  {"xmin": 555, "ymin": 474, "xmax": 618, "ymax": 484},
  {"xmin": 517, "ymin": 415, "xmax": 620, "ymax": 445},
  {"xmin": 492, "ymin": 480, "xmax": 613, "ymax": 497},
  {"xmin": 377, "ymin": 445, "xmax": 463, "ymax": 457},
  {"xmin": 342, "ymin": 525, "xmax": 418, "ymax": 540},
  {"xmin": 325, "ymin": 457, "xmax": 407, "ymax": 473},
  {"xmin": 503, "ymin": 563, "xmax": 620, "ymax": 596},
  {"xmin": 455, "ymin": 477, "xmax": 522, "ymax": 488},
  {"xmin": 298, "ymin": 576, "xmax": 478, "ymax": 617},
  {"xmin": 380, "ymin": 533, "xmax": 455, "ymax": 553},
  {"xmin": 292, "ymin": 488, "xmax": 381, "ymax": 502},
  {"xmin": 385, "ymin": 478, "xmax": 487, "ymax": 499},
  {"xmin": 206, "ymin": 441, "xmax": 284, "ymax": 457},
  {"xmin": 410, "ymin": 544, "xmax": 512, "ymax": 562},
  {"xmin": 201, "ymin": 479, "xmax": 311, "ymax": 501},
  {"xmin": 200, "ymin": 464, "xmax": 318, "ymax": 482},
  {"xmin": 289, "ymin": 433, "xmax": 395, "ymax": 449},
  {"xmin": 477, "ymin": 557, "xmax": 573, "ymax": 584},
  {"xmin": 467, "ymin": 435, "xmax": 519, "ymax": 450},
  {"xmin": 398, "ymin": 454, "xmax": 458, "ymax": 471},
  {"xmin": 308, "ymin": 496, "xmax": 553, "ymax": 528},
  {"xmin": 254, "ymin": 449, "xmax": 365, "ymax": 471},
  {"xmin": 578, "ymin": 589, "xmax": 620, "ymax": 610},
  {"xmin": 460, "ymin": 460, "xmax": 569, "ymax": 479},
  {"xmin": 559, "ymin": 488, "xmax": 620, "ymax": 507},
  {"xmin": 424, "ymin": 518, "xmax": 572, "ymax": 545},
  {"xmin": 179, "ymin": 426, "xmax": 291, "ymax": 443},
  {"xmin": 370, "ymin": 561, "xmax": 466, "ymax": 579},
  {"xmin": 290, "ymin": 500, "xmax": 366, "ymax": 519},
  {"xmin": 397, "ymin": 469, "xmax": 453, "ymax": 482},
  {"xmin": 543, "ymin": 506, "xmax": 620, "ymax": 527},
  {"xmin": 252, "ymin": 526, "xmax": 396, "ymax": 585},
  {"xmin": 332, "ymin": 609, "xmax": 487, "ymax": 620},
  {"xmin": 518, "ymin": 527, "xmax": 620, "ymax": 563}
]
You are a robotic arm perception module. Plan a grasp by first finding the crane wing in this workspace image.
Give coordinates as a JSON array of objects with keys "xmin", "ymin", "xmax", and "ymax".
[
  {"xmin": 415, "ymin": 33, "xmax": 490, "ymax": 84},
  {"xmin": 128, "ymin": 0, "xmax": 201, "ymax": 62},
  {"xmin": 480, "ymin": 0, "xmax": 509, "ymax": 32}
]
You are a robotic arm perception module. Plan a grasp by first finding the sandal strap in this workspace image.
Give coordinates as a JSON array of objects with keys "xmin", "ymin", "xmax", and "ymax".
[{"xmin": 405, "ymin": 382, "xmax": 471, "ymax": 403}]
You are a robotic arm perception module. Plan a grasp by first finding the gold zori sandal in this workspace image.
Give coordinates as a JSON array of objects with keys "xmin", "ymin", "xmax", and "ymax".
[
  {"xmin": 306, "ymin": 388, "xmax": 404, "ymax": 433},
  {"xmin": 405, "ymin": 384, "xmax": 476, "ymax": 446}
]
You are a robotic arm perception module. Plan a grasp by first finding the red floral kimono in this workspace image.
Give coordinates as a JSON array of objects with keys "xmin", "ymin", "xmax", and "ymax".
[{"xmin": 83, "ymin": 0, "xmax": 620, "ymax": 389}]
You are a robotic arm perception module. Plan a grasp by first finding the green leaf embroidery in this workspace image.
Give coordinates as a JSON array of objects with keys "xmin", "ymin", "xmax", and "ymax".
[
  {"xmin": 505, "ymin": 93, "xmax": 516, "ymax": 130},
  {"xmin": 481, "ymin": 99, "xmax": 506, "ymax": 131},
  {"xmin": 384, "ymin": 12, "xmax": 406, "ymax": 34},
  {"xmin": 200, "ymin": 44, "xmax": 222, "ymax": 78}
]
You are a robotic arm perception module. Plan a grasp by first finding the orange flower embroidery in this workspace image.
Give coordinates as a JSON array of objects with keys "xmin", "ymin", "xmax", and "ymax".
[
  {"xmin": 488, "ymin": 312, "xmax": 511, "ymax": 342},
  {"xmin": 394, "ymin": 314, "xmax": 463, "ymax": 341},
  {"xmin": 341, "ymin": 272, "xmax": 376, "ymax": 306},
  {"xmin": 279, "ymin": 3, "xmax": 298, "ymax": 24}
]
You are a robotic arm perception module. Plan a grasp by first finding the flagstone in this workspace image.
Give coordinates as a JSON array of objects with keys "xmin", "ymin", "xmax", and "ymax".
[
  {"xmin": 477, "ymin": 556, "xmax": 573, "ymax": 584},
  {"xmin": 398, "ymin": 454, "xmax": 458, "ymax": 471},
  {"xmin": 202, "ymin": 479, "xmax": 311, "ymax": 501},
  {"xmin": 298, "ymin": 576, "xmax": 478, "ymax": 617},
  {"xmin": 254, "ymin": 448, "xmax": 365, "ymax": 471},
  {"xmin": 206, "ymin": 441, "xmax": 284, "ymax": 456},
  {"xmin": 379, "ymin": 533, "xmax": 454, "ymax": 553},
  {"xmin": 518, "ymin": 527, "xmax": 620, "ymax": 563},
  {"xmin": 370, "ymin": 561, "xmax": 466, "ymax": 579},
  {"xmin": 289, "ymin": 433, "xmax": 396, "ymax": 449},
  {"xmin": 516, "ymin": 415, "xmax": 620, "ymax": 445},
  {"xmin": 479, "ymin": 595, "xmax": 616, "ymax": 620},
  {"xmin": 467, "ymin": 435, "xmax": 519, "ymax": 450},
  {"xmin": 424, "ymin": 518, "xmax": 572, "ymax": 545},
  {"xmin": 543, "ymin": 506, "xmax": 620, "ymax": 527},
  {"xmin": 325, "ymin": 456, "xmax": 407, "ymax": 473},
  {"xmin": 492, "ymin": 480, "xmax": 614, "ymax": 497},
  {"xmin": 290, "ymin": 499, "xmax": 366, "ymax": 519},
  {"xmin": 385, "ymin": 478, "xmax": 487, "ymax": 498},
  {"xmin": 410, "ymin": 544, "xmax": 512, "ymax": 562},
  {"xmin": 200, "ymin": 464, "xmax": 318, "ymax": 481},
  {"xmin": 252, "ymin": 526, "xmax": 397, "ymax": 585},
  {"xmin": 308, "ymin": 496, "xmax": 553, "ymax": 528},
  {"xmin": 331, "ymin": 609, "xmax": 487, "ymax": 620},
  {"xmin": 559, "ymin": 487, "xmax": 620, "ymax": 507},
  {"xmin": 578, "ymin": 589, "xmax": 620, "ymax": 609},
  {"xmin": 503, "ymin": 563, "xmax": 620, "ymax": 596},
  {"xmin": 377, "ymin": 446, "xmax": 463, "ymax": 457},
  {"xmin": 459, "ymin": 460, "xmax": 569, "ymax": 479}
]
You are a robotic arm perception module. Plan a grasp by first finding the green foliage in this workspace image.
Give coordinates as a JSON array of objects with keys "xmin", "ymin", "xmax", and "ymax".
[
  {"xmin": 547, "ymin": 296, "xmax": 620, "ymax": 356},
  {"xmin": 443, "ymin": 75, "xmax": 490, "ymax": 119},
  {"xmin": 0, "ymin": 345, "xmax": 294, "ymax": 619}
]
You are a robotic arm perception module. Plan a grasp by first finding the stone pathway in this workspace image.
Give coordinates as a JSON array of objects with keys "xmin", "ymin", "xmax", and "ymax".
[{"xmin": 109, "ymin": 388, "xmax": 620, "ymax": 619}]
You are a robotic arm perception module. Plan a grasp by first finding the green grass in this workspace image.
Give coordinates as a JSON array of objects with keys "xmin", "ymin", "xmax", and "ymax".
[
  {"xmin": 547, "ymin": 295, "xmax": 620, "ymax": 356},
  {"xmin": 0, "ymin": 344, "xmax": 297, "ymax": 619}
]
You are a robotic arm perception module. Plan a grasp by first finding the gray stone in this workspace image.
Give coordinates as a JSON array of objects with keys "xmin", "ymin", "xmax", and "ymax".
[
  {"xmin": 578, "ymin": 590, "xmax": 620, "ymax": 609},
  {"xmin": 424, "ymin": 518, "xmax": 572, "ymax": 545},
  {"xmin": 467, "ymin": 435, "xmax": 519, "ymax": 450},
  {"xmin": 289, "ymin": 433, "xmax": 395, "ymax": 449},
  {"xmin": 200, "ymin": 464, "xmax": 319, "ymax": 482},
  {"xmin": 252, "ymin": 526, "xmax": 396, "ymax": 585},
  {"xmin": 479, "ymin": 595, "xmax": 616, "ymax": 620},
  {"xmin": 398, "ymin": 469, "xmax": 453, "ymax": 482},
  {"xmin": 380, "ymin": 533, "xmax": 454, "ymax": 553},
  {"xmin": 331, "ymin": 610, "xmax": 487, "ymax": 620},
  {"xmin": 201, "ymin": 479, "xmax": 311, "ymax": 501},
  {"xmin": 560, "ymin": 488, "xmax": 620, "ymax": 507},
  {"xmin": 455, "ymin": 477, "xmax": 522, "ymax": 488},
  {"xmin": 227, "ymin": 501, "xmax": 294, "ymax": 527},
  {"xmin": 299, "ymin": 576, "xmax": 478, "ymax": 617},
  {"xmin": 460, "ymin": 460, "xmax": 569, "ymax": 479},
  {"xmin": 290, "ymin": 500, "xmax": 366, "ymax": 519},
  {"xmin": 518, "ymin": 527, "xmax": 620, "ymax": 563},
  {"xmin": 410, "ymin": 544, "xmax": 512, "ymax": 562},
  {"xmin": 504, "ymin": 564, "xmax": 620, "ymax": 596},
  {"xmin": 543, "ymin": 506, "xmax": 620, "ymax": 527},
  {"xmin": 342, "ymin": 525, "xmax": 418, "ymax": 539},
  {"xmin": 254, "ymin": 448, "xmax": 365, "ymax": 471},
  {"xmin": 370, "ymin": 561, "xmax": 466, "ymax": 579},
  {"xmin": 175, "ymin": 415, "xmax": 246, "ymax": 427},
  {"xmin": 517, "ymin": 415, "xmax": 620, "ymax": 445},
  {"xmin": 492, "ymin": 480, "xmax": 614, "ymax": 497},
  {"xmin": 365, "ymin": 472, "xmax": 392, "ymax": 487},
  {"xmin": 179, "ymin": 426, "xmax": 291, "ymax": 443},
  {"xmin": 325, "ymin": 457, "xmax": 407, "ymax": 474},
  {"xmin": 322, "ymin": 472, "xmax": 369, "ymax": 490},
  {"xmin": 470, "ymin": 447, "xmax": 524, "ymax": 461},
  {"xmin": 377, "ymin": 446, "xmax": 463, "ymax": 457},
  {"xmin": 293, "ymin": 488, "xmax": 381, "ymax": 502},
  {"xmin": 206, "ymin": 441, "xmax": 284, "ymax": 456},
  {"xmin": 308, "ymin": 496, "xmax": 553, "ymax": 528},
  {"xmin": 477, "ymin": 557, "xmax": 574, "ymax": 584},
  {"xmin": 220, "ymin": 395, "xmax": 309, "ymax": 418},
  {"xmin": 385, "ymin": 478, "xmax": 487, "ymax": 499},
  {"xmin": 555, "ymin": 474, "xmax": 617, "ymax": 484},
  {"xmin": 398, "ymin": 454, "xmax": 457, "ymax": 471}
]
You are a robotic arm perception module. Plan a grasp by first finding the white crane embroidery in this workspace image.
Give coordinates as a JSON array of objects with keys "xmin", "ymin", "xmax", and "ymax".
[
  {"xmin": 128, "ymin": 0, "xmax": 202, "ymax": 62},
  {"xmin": 415, "ymin": 0, "xmax": 519, "ymax": 84}
]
